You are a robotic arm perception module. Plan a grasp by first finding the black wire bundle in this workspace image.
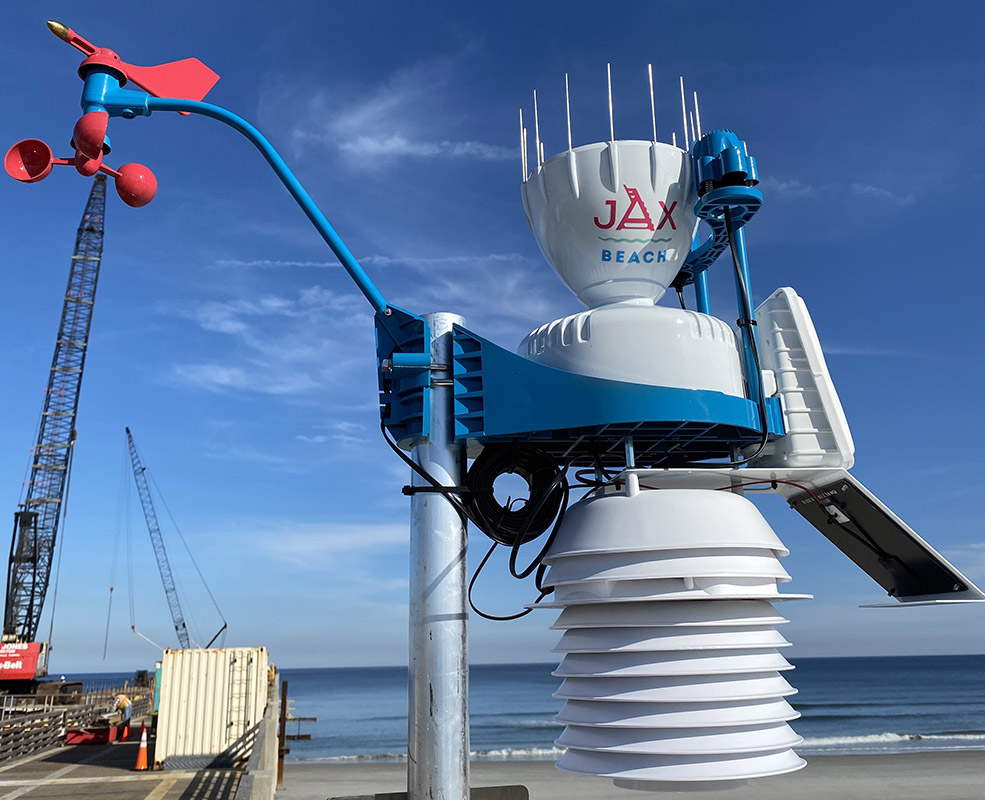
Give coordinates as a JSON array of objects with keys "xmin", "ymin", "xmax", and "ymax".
[
  {"xmin": 463, "ymin": 443, "xmax": 565, "ymax": 546},
  {"xmin": 380, "ymin": 423, "xmax": 569, "ymax": 619}
]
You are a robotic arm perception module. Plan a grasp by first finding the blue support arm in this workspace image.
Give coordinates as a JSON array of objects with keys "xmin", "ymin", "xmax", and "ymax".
[
  {"xmin": 80, "ymin": 69, "xmax": 389, "ymax": 315},
  {"xmin": 146, "ymin": 97, "xmax": 388, "ymax": 314}
]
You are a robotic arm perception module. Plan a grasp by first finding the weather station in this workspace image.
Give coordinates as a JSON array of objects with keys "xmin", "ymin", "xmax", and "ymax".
[{"xmin": 5, "ymin": 20, "xmax": 983, "ymax": 798}]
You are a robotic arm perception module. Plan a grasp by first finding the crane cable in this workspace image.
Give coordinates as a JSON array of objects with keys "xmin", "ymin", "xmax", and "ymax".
[
  {"xmin": 112, "ymin": 433, "xmax": 227, "ymax": 650},
  {"xmin": 104, "ymin": 447, "xmax": 130, "ymax": 659},
  {"xmin": 120, "ymin": 457, "xmax": 168, "ymax": 654},
  {"xmin": 146, "ymin": 468, "xmax": 227, "ymax": 646}
]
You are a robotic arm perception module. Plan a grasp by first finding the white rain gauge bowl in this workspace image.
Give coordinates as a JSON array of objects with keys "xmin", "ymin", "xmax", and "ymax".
[
  {"xmin": 520, "ymin": 140, "xmax": 746, "ymax": 398},
  {"xmin": 519, "ymin": 113, "xmax": 807, "ymax": 789}
]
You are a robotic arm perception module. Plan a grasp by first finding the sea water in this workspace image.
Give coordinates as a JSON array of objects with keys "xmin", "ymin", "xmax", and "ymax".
[{"xmin": 279, "ymin": 655, "xmax": 985, "ymax": 762}]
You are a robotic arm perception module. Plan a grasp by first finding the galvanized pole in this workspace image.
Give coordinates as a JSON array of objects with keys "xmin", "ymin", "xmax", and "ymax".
[{"xmin": 408, "ymin": 312, "xmax": 470, "ymax": 800}]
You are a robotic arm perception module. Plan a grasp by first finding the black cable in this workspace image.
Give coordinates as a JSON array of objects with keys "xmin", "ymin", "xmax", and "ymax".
[
  {"xmin": 722, "ymin": 479, "xmax": 905, "ymax": 568},
  {"xmin": 676, "ymin": 285, "xmax": 687, "ymax": 310},
  {"xmin": 592, "ymin": 453, "xmax": 616, "ymax": 482},
  {"xmin": 379, "ymin": 419, "xmax": 470, "ymax": 526},
  {"xmin": 722, "ymin": 205, "xmax": 770, "ymax": 464},
  {"xmin": 467, "ymin": 541, "xmax": 551, "ymax": 621},
  {"xmin": 661, "ymin": 206, "xmax": 770, "ymax": 470},
  {"xmin": 381, "ymin": 422, "xmax": 567, "ymax": 617},
  {"xmin": 463, "ymin": 444, "xmax": 566, "ymax": 546},
  {"xmin": 506, "ymin": 458, "xmax": 571, "ymax": 580}
]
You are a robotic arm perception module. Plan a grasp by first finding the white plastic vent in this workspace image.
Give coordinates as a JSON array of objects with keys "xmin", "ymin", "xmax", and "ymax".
[{"xmin": 752, "ymin": 287, "xmax": 855, "ymax": 468}]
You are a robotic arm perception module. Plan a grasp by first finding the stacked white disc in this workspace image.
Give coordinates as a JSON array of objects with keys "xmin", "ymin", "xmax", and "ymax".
[{"xmin": 539, "ymin": 481, "xmax": 808, "ymax": 791}]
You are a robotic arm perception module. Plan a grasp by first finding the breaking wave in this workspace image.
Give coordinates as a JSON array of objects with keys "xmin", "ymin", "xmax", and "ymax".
[
  {"xmin": 297, "ymin": 747, "xmax": 564, "ymax": 764},
  {"xmin": 799, "ymin": 731, "xmax": 985, "ymax": 754}
]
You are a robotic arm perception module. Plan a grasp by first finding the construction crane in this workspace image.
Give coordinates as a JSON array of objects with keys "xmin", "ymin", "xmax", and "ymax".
[
  {"xmin": 125, "ymin": 428, "xmax": 191, "ymax": 650},
  {"xmin": 2, "ymin": 175, "xmax": 107, "ymax": 681}
]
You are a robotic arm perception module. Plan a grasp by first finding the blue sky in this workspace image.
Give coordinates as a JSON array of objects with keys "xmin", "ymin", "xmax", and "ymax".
[{"xmin": 0, "ymin": 2, "xmax": 983, "ymax": 673}]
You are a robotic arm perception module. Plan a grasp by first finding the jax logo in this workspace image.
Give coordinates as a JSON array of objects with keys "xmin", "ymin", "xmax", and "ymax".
[{"xmin": 594, "ymin": 185, "xmax": 676, "ymax": 265}]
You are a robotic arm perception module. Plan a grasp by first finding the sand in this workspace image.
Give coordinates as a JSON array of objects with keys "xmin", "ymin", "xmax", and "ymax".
[{"xmin": 280, "ymin": 752, "xmax": 985, "ymax": 800}]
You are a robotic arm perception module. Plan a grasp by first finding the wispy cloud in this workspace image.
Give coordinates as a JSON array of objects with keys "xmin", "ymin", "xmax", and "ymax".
[
  {"xmin": 850, "ymin": 182, "xmax": 913, "ymax": 204},
  {"xmin": 758, "ymin": 176, "xmax": 913, "ymax": 206},
  {"xmin": 295, "ymin": 421, "xmax": 370, "ymax": 446},
  {"xmin": 760, "ymin": 178, "xmax": 817, "ymax": 199},
  {"xmin": 367, "ymin": 251, "xmax": 562, "ymax": 337},
  {"xmin": 276, "ymin": 54, "xmax": 514, "ymax": 169},
  {"xmin": 295, "ymin": 434, "xmax": 331, "ymax": 444},
  {"xmin": 214, "ymin": 259, "xmax": 338, "ymax": 269},
  {"xmin": 250, "ymin": 521, "xmax": 409, "ymax": 567},
  {"xmin": 360, "ymin": 253, "xmax": 526, "ymax": 268},
  {"xmin": 164, "ymin": 284, "xmax": 375, "ymax": 396},
  {"xmin": 170, "ymin": 363, "xmax": 321, "ymax": 395},
  {"xmin": 335, "ymin": 135, "xmax": 513, "ymax": 161}
]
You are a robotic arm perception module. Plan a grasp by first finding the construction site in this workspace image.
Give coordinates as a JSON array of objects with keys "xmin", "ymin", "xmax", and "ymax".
[{"xmin": 0, "ymin": 172, "xmax": 283, "ymax": 799}]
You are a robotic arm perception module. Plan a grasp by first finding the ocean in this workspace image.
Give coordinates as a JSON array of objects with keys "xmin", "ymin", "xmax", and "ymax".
[{"xmin": 278, "ymin": 655, "xmax": 985, "ymax": 762}]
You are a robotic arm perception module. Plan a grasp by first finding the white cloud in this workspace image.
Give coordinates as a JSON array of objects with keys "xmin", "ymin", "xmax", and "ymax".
[
  {"xmin": 365, "ymin": 251, "xmax": 562, "ymax": 337},
  {"xmin": 758, "ymin": 176, "xmax": 911, "ymax": 205},
  {"xmin": 337, "ymin": 134, "xmax": 513, "ymax": 161},
  {"xmin": 170, "ymin": 362, "xmax": 321, "ymax": 395},
  {"xmin": 214, "ymin": 259, "xmax": 338, "ymax": 269},
  {"xmin": 851, "ymin": 182, "xmax": 913, "ymax": 205},
  {"xmin": 360, "ymin": 253, "xmax": 526, "ymax": 268},
  {"xmin": 165, "ymin": 284, "xmax": 375, "ymax": 396},
  {"xmin": 252, "ymin": 521, "xmax": 409, "ymax": 567},
  {"xmin": 759, "ymin": 177, "xmax": 817, "ymax": 198},
  {"xmin": 167, "ymin": 249, "xmax": 563, "ymax": 402},
  {"xmin": 277, "ymin": 54, "xmax": 514, "ymax": 169}
]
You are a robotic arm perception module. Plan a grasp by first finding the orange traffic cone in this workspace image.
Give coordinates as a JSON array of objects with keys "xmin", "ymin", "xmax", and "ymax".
[
  {"xmin": 122, "ymin": 721, "xmax": 130, "ymax": 741},
  {"xmin": 134, "ymin": 723, "xmax": 148, "ymax": 771}
]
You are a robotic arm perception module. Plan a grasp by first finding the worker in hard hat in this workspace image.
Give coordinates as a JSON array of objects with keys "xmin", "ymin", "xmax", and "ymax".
[{"xmin": 113, "ymin": 693, "xmax": 132, "ymax": 741}]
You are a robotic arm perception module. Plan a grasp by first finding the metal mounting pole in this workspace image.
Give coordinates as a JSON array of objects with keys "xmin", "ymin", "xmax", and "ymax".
[{"xmin": 408, "ymin": 312, "xmax": 469, "ymax": 800}]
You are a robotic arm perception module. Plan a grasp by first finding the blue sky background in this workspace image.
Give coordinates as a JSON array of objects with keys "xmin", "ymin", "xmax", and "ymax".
[{"xmin": 0, "ymin": 1, "xmax": 983, "ymax": 673}]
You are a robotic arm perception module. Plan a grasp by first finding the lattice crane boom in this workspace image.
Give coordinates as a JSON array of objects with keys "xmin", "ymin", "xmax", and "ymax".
[
  {"xmin": 3, "ymin": 175, "xmax": 107, "ymax": 646},
  {"xmin": 125, "ymin": 428, "xmax": 191, "ymax": 650}
]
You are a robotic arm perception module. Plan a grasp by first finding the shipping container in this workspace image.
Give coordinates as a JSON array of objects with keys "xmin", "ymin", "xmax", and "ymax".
[{"xmin": 155, "ymin": 647, "xmax": 270, "ymax": 769}]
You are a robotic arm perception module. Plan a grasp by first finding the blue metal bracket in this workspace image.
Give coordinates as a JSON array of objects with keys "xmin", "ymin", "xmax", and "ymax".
[
  {"xmin": 677, "ymin": 130, "xmax": 762, "ymax": 288},
  {"xmin": 376, "ymin": 307, "xmax": 430, "ymax": 443},
  {"xmin": 453, "ymin": 326, "xmax": 784, "ymax": 466}
]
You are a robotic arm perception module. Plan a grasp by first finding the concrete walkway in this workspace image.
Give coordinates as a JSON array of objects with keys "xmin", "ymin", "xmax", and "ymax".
[{"xmin": 0, "ymin": 739, "xmax": 242, "ymax": 800}]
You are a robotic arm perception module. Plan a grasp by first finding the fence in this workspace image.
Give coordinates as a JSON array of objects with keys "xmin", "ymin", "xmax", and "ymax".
[
  {"xmin": 0, "ymin": 689, "xmax": 154, "ymax": 767},
  {"xmin": 0, "ymin": 709, "xmax": 67, "ymax": 764},
  {"xmin": 0, "ymin": 695, "xmax": 58, "ymax": 719}
]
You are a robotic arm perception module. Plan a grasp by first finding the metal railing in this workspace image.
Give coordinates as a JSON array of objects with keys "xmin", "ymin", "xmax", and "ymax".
[
  {"xmin": 0, "ymin": 709, "xmax": 66, "ymax": 764},
  {"xmin": 0, "ymin": 686, "xmax": 154, "ymax": 766},
  {"xmin": 0, "ymin": 695, "xmax": 58, "ymax": 719}
]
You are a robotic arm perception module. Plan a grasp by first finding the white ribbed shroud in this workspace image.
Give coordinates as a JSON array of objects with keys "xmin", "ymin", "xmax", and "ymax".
[{"xmin": 539, "ymin": 484, "xmax": 808, "ymax": 791}]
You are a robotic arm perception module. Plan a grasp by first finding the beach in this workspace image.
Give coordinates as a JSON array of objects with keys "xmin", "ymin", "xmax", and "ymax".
[{"xmin": 280, "ymin": 752, "xmax": 985, "ymax": 800}]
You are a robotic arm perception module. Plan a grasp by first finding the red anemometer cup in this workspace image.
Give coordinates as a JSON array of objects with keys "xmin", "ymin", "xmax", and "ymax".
[
  {"xmin": 5, "ymin": 139, "xmax": 61, "ymax": 183},
  {"xmin": 5, "ymin": 136, "xmax": 157, "ymax": 207}
]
